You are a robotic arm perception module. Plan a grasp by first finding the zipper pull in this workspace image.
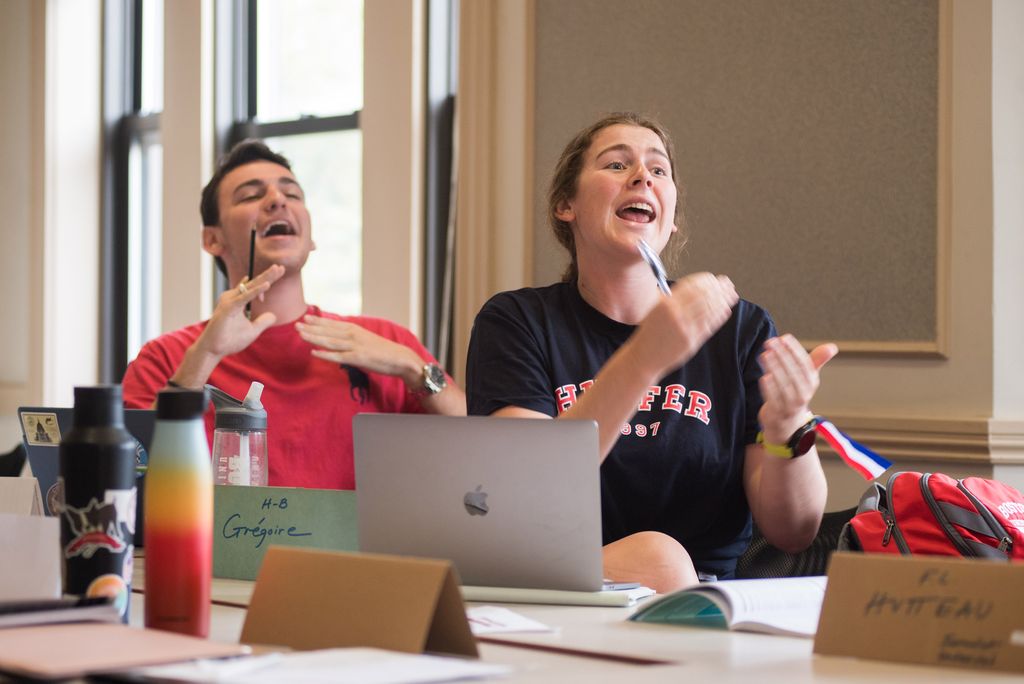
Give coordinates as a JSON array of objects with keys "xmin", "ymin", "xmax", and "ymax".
[
  {"xmin": 883, "ymin": 520, "xmax": 894, "ymax": 546},
  {"xmin": 997, "ymin": 537, "xmax": 1012, "ymax": 553}
]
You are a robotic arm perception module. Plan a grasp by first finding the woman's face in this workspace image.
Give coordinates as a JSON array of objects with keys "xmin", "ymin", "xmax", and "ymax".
[{"xmin": 556, "ymin": 124, "xmax": 677, "ymax": 271}]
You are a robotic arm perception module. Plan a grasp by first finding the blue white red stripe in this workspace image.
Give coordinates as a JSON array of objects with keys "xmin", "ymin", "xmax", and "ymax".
[{"xmin": 814, "ymin": 419, "xmax": 891, "ymax": 480}]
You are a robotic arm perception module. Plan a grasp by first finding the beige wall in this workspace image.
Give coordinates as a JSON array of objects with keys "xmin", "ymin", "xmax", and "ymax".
[
  {"xmin": 362, "ymin": 0, "xmax": 426, "ymax": 334},
  {"xmin": 451, "ymin": 0, "xmax": 534, "ymax": 380},
  {"xmin": 992, "ymin": 0, "xmax": 1024, "ymax": 420},
  {"xmin": 0, "ymin": 0, "xmax": 34, "ymax": 392},
  {"xmin": 0, "ymin": 0, "xmax": 102, "ymax": 446},
  {"xmin": 0, "ymin": 0, "xmax": 37, "ymax": 444},
  {"xmin": 161, "ymin": 0, "xmax": 215, "ymax": 332}
]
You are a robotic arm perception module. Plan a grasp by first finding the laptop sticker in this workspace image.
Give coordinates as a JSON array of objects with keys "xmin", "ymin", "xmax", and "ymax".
[{"xmin": 21, "ymin": 412, "xmax": 61, "ymax": 446}]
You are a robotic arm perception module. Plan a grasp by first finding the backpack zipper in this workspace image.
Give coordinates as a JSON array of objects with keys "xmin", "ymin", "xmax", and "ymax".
[
  {"xmin": 881, "ymin": 472, "xmax": 911, "ymax": 554},
  {"xmin": 957, "ymin": 481, "xmax": 1014, "ymax": 556},
  {"xmin": 920, "ymin": 473, "xmax": 975, "ymax": 556}
]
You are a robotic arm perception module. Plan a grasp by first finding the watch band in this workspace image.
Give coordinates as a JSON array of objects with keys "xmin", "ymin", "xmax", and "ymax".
[{"xmin": 756, "ymin": 431, "xmax": 796, "ymax": 458}]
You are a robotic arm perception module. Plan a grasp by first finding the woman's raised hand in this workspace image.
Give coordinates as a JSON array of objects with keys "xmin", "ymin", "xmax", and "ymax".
[
  {"xmin": 631, "ymin": 272, "xmax": 739, "ymax": 378},
  {"xmin": 758, "ymin": 336, "xmax": 838, "ymax": 444}
]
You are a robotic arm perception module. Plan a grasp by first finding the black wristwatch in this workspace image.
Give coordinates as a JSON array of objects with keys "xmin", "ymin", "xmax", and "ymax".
[{"xmin": 757, "ymin": 415, "xmax": 822, "ymax": 459}]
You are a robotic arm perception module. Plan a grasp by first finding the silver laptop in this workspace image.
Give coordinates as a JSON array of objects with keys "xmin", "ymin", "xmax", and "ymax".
[{"xmin": 354, "ymin": 414, "xmax": 604, "ymax": 591}]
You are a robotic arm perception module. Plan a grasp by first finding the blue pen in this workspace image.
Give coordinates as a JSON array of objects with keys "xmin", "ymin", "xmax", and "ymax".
[{"xmin": 636, "ymin": 238, "xmax": 671, "ymax": 296}]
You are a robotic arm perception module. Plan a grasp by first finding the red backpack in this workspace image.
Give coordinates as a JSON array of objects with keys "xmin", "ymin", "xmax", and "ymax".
[{"xmin": 841, "ymin": 471, "xmax": 1024, "ymax": 560}]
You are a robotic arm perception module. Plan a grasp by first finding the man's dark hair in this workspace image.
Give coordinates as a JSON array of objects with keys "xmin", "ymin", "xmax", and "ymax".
[{"xmin": 200, "ymin": 139, "xmax": 292, "ymax": 277}]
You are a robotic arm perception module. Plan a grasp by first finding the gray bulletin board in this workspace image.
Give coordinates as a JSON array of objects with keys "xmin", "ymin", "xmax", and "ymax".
[{"xmin": 533, "ymin": 0, "xmax": 944, "ymax": 354}]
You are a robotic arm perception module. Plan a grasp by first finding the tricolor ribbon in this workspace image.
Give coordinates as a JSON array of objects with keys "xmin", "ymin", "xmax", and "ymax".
[{"xmin": 814, "ymin": 418, "xmax": 892, "ymax": 481}]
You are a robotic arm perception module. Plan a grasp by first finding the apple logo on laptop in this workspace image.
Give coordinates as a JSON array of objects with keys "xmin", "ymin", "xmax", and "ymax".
[{"xmin": 463, "ymin": 485, "xmax": 489, "ymax": 516}]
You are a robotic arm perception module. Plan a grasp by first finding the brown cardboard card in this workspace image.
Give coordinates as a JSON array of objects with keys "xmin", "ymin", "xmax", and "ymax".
[
  {"xmin": 241, "ymin": 547, "xmax": 477, "ymax": 658},
  {"xmin": 0, "ymin": 623, "xmax": 248, "ymax": 680},
  {"xmin": 814, "ymin": 552, "xmax": 1024, "ymax": 673}
]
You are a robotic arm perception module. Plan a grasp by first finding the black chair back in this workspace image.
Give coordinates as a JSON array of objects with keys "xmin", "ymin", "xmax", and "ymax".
[
  {"xmin": 0, "ymin": 442, "xmax": 27, "ymax": 477},
  {"xmin": 735, "ymin": 506, "xmax": 858, "ymax": 579}
]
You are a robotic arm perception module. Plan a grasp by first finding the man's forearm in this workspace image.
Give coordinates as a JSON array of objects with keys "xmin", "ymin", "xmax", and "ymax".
[
  {"xmin": 418, "ymin": 384, "xmax": 467, "ymax": 416},
  {"xmin": 168, "ymin": 342, "xmax": 224, "ymax": 389},
  {"xmin": 396, "ymin": 351, "xmax": 467, "ymax": 416}
]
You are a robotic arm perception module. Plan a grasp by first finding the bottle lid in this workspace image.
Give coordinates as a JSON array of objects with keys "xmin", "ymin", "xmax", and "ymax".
[
  {"xmin": 156, "ymin": 388, "xmax": 209, "ymax": 420},
  {"xmin": 206, "ymin": 382, "xmax": 267, "ymax": 431},
  {"xmin": 73, "ymin": 385, "xmax": 125, "ymax": 427}
]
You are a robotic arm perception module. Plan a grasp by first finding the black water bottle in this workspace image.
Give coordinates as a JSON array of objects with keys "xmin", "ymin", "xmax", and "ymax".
[{"xmin": 58, "ymin": 385, "xmax": 138, "ymax": 621}]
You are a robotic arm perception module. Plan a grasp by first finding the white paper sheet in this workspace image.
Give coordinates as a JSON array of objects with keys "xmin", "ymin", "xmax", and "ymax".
[
  {"xmin": 0, "ymin": 513, "xmax": 60, "ymax": 601},
  {"xmin": 133, "ymin": 647, "xmax": 512, "ymax": 684},
  {"xmin": 466, "ymin": 605, "xmax": 554, "ymax": 635}
]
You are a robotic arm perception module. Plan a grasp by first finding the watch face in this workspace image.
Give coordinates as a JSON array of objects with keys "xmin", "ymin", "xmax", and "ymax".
[
  {"xmin": 424, "ymin": 364, "xmax": 447, "ymax": 393},
  {"xmin": 792, "ymin": 425, "xmax": 818, "ymax": 457}
]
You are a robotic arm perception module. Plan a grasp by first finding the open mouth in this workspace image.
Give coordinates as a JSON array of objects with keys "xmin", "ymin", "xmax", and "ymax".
[
  {"xmin": 616, "ymin": 202, "xmax": 656, "ymax": 224},
  {"xmin": 262, "ymin": 220, "xmax": 297, "ymax": 238}
]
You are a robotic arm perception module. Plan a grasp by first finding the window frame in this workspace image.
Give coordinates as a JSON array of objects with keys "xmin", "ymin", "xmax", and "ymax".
[
  {"xmin": 217, "ymin": 0, "xmax": 364, "ymax": 299},
  {"xmin": 223, "ymin": 1, "xmax": 362, "ymax": 170},
  {"xmin": 223, "ymin": 0, "xmax": 457, "ymax": 363},
  {"xmin": 425, "ymin": 0, "xmax": 458, "ymax": 366},
  {"xmin": 101, "ymin": 0, "xmax": 163, "ymax": 382}
]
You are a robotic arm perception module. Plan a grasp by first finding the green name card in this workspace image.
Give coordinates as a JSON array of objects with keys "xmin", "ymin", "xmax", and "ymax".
[{"xmin": 213, "ymin": 485, "xmax": 358, "ymax": 580}]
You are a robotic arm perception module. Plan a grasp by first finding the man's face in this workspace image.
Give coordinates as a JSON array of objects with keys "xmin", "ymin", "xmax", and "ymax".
[{"xmin": 204, "ymin": 160, "xmax": 315, "ymax": 281}]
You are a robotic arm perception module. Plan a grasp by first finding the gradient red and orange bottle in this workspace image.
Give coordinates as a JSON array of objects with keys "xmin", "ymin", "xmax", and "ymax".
[{"xmin": 144, "ymin": 388, "xmax": 212, "ymax": 637}]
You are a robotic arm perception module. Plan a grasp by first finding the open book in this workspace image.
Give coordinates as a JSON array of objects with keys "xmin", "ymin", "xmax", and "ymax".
[{"xmin": 629, "ymin": 576, "xmax": 827, "ymax": 637}]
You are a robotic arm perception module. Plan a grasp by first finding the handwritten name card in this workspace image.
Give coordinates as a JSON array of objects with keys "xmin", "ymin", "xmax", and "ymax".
[
  {"xmin": 815, "ymin": 552, "xmax": 1024, "ymax": 673},
  {"xmin": 213, "ymin": 486, "xmax": 358, "ymax": 580}
]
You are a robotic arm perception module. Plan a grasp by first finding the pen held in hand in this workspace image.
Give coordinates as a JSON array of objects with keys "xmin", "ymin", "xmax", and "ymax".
[
  {"xmin": 245, "ymin": 228, "xmax": 256, "ymax": 320},
  {"xmin": 636, "ymin": 238, "xmax": 671, "ymax": 296}
]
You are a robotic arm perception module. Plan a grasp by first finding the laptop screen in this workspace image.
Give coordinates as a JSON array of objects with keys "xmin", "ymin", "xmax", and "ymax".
[
  {"xmin": 18, "ymin": 407, "xmax": 155, "ymax": 543},
  {"xmin": 354, "ymin": 414, "xmax": 604, "ymax": 591}
]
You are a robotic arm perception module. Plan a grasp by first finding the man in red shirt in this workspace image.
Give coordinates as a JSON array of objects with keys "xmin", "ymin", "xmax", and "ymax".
[{"xmin": 123, "ymin": 140, "xmax": 464, "ymax": 489}]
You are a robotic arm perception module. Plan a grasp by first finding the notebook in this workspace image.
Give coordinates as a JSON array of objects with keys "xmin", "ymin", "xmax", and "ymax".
[
  {"xmin": 353, "ymin": 414, "xmax": 604, "ymax": 592},
  {"xmin": 17, "ymin": 407, "xmax": 155, "ymax": 542}
]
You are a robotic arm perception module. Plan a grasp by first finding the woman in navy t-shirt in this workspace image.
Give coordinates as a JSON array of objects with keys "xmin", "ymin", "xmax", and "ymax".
[{"xmin": 466, "ymin": 113, "xmax": 837, "ymax": 592}]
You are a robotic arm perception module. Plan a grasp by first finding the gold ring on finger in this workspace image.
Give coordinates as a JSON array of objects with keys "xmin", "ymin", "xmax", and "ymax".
[{"xmin": 238, "ymin": 281, "xmax": 249, "ymax": 295}]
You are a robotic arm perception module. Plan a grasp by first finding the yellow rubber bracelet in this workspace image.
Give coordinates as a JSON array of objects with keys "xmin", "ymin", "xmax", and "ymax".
[
  {"xmin": 756, "ymin": 431, "xmax": 794, "ymax": 459},
  {"xmin": 756, "ymin": 413, "xmax": 818, "ymax": 459}
]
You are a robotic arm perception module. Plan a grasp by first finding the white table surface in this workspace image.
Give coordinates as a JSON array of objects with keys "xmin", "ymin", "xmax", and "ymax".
[{"xmin": 128, "ymin": 557, "xmax": 1022, "ymax": 683}]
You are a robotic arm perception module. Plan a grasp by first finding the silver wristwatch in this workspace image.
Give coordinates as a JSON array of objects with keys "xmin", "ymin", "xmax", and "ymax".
[{"xmin": 420, "ymin": 363, "xmax": 447, "ymax": 395}]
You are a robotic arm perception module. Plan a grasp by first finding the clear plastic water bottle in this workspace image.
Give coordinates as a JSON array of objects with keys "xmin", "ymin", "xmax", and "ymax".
[{"xmin": 208, "ymin": 382, "xmax": 268, "ymax": 486}]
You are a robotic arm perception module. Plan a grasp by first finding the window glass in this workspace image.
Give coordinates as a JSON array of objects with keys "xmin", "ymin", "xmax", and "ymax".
[
  {"xmin": 256, "ymin": 0, "xmax": 363, "ymax": 121},
  {"xmin": 140, "ymin": 0, "xmax": 163, "ymax": 113},
  {"xmin": 127, "ymin": 138, "xmax": 163, "ymax": 361},
  {"xmin": 266, "ymin": 129, "xmax": 362, "ymax": 315}
]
